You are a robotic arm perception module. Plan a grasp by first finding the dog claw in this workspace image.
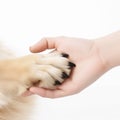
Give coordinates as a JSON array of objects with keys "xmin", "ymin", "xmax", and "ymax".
[
  {"xmin": 61, "ymin": 72, "xmax": 69, "ymax": 79},
  {"xmin": 54, "ymin": 80, "xmax": 62, "ymax": 85},
  {"xmin": 68, "ymin": 62, "xmax": 76, "ymax": 68},
  {"xmin": 61, "ymin": 53, "xmax": 69, "ymax": 58}
]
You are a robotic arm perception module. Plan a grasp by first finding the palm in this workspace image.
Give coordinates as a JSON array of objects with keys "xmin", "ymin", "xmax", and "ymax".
[
  {"xmin": 55, "ymin": 38, "xmax": 106, "ymax": 96},
  {"xmin": 29, "ymin": 37, "xmax": 107, "ymax": 98}
]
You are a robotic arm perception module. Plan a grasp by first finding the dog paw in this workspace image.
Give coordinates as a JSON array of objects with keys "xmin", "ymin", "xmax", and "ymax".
[
  {"xmin": 0, "ymin": 52, "xmax": 75, "ymax": 96},
  {"xmin": 24, "ymin": 52, "xmax": 75, "ymax": 89}
]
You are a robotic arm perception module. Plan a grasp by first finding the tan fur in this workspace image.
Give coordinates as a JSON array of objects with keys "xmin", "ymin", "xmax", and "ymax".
[
  {"xmin": 0, "ymin": 43, "xmax": 35, "ymax": 120},
  {"xmin": 0, "ymin": 41, "xmax": 73, "ymax": 120}
]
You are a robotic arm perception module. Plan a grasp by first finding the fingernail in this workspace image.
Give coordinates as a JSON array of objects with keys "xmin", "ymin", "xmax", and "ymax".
[
  {"xmin": 29, "ymin": 45, "xmax": 37, "ymax": 52},
  {"xmin": 29, "ymin": 46, "xmax": 32, "ymax": 51}
]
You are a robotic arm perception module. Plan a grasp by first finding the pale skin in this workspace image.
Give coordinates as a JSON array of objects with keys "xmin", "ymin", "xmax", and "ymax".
[{"xmin": 28, "ymin": 31, "xmax": 120, "ymax": 98}]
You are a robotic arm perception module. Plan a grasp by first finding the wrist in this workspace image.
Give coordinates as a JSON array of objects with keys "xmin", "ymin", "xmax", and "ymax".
[{"xmin": 95, "ymin": 31, "xmax": 120, "ymax": 69}]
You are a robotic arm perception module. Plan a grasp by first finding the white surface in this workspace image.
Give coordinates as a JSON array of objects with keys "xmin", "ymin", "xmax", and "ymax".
[{"xmin": 0, "ymin": 0, "xmax": 120, "ymax": 120}]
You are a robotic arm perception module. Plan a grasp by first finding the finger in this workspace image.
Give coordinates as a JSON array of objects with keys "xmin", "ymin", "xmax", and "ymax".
[
  {"xmin": 30, "ymin": 87, "xmax": 66, "ymax": 98},
  {"xmin": 30, "ymin": 37, "xmax": 57, "ymax": 53},
  {"xmin": 22, "ymin": 91, "xmax": 34, "ymax": 97}
]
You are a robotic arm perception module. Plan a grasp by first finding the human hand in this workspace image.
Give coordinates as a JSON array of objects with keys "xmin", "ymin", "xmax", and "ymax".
[{"xmin": 28, "ymin": 37, "xmax": 109, "ymax": 98}]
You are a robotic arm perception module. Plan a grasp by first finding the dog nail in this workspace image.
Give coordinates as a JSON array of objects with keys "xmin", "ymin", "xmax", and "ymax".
[
  {"xmin": 54, "ymin": 80, "xmax": 62, "ymax": 85},
  {"xmin": 61, "ymin": 72, "xmax": 69, "ymax": 79},
  {"xmin": 68, "ymin": 62, "xmax": 76, "ymax": 68},
  {"xmin": 61, "ymin": 53, "xmax": 69, "ymax": 58}
]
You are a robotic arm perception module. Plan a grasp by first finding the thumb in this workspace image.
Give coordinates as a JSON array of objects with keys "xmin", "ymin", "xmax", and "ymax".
[{"xmin": 29, "ymin": 37, "xmax": 57, "ymax": 53}]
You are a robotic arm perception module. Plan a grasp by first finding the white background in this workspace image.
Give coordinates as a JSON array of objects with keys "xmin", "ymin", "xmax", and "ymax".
[{"xmin": 0, "ymin": 0, "xmax": 120, "ymax": 120}]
